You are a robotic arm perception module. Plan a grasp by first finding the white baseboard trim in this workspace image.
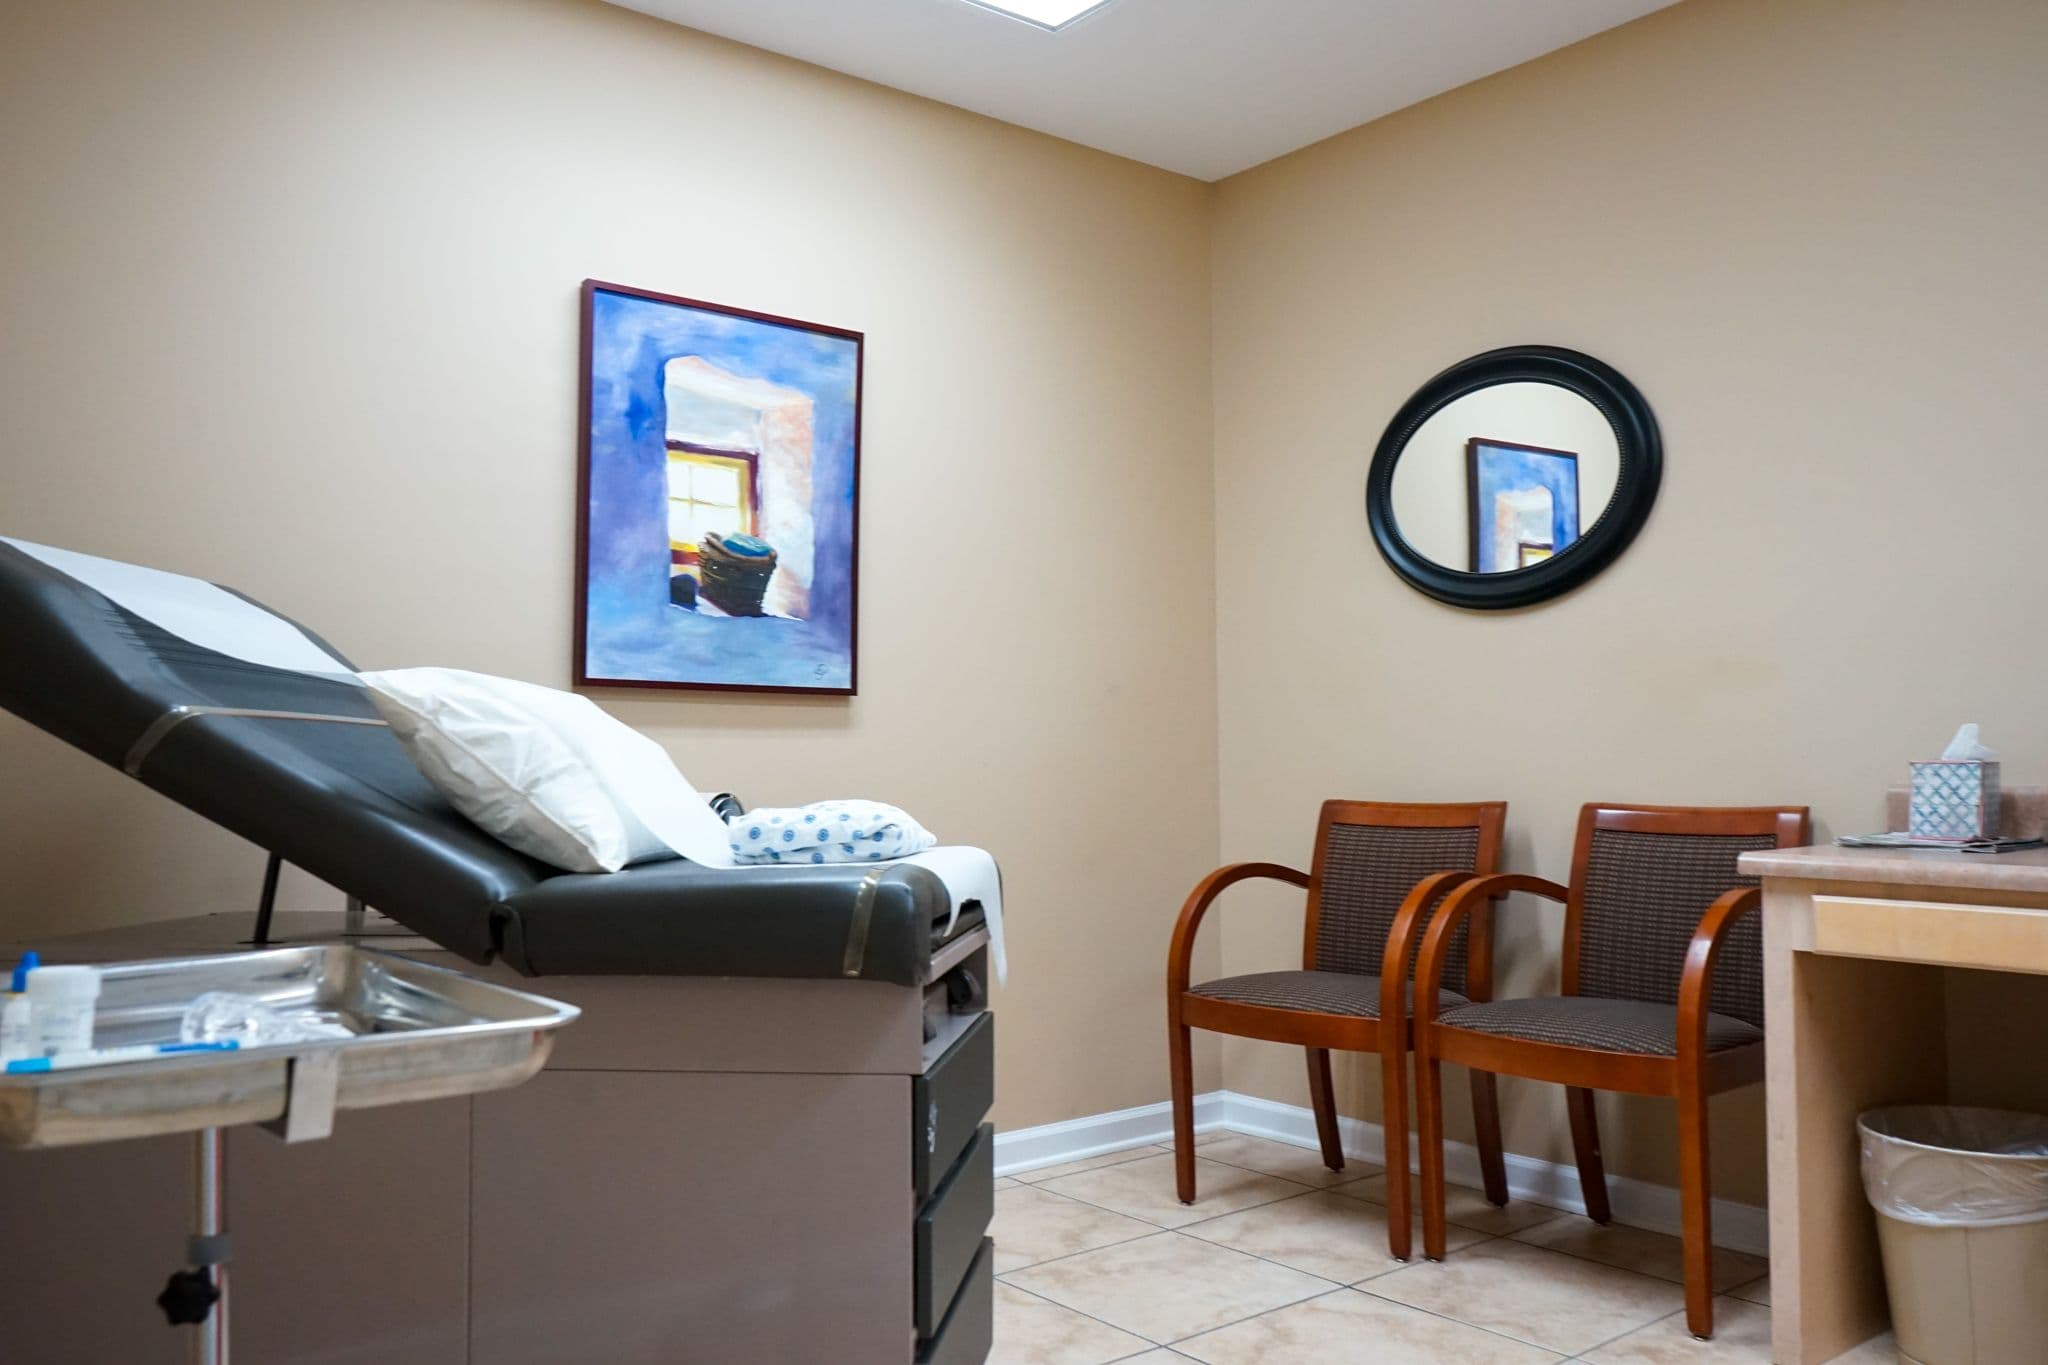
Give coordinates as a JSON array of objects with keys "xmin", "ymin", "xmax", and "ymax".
[
  {"xmin": 996, "ymin": 1089, "xmax": 1769, "ymax": 1257},
  {"xmin": 991, "ymin": 1092, "xmax": 1228, "ymax": 1175}
]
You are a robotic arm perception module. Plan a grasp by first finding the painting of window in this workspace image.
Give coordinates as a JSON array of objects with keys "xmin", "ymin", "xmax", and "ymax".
[
  {"xmin": 578, "ymin": 281, "xmax": 862, "ymax": 693},
  {"xmin": 1466, "ymin": 438, "xmax": 1580, "ymax": 574},
  {"xmin": 666, "ymin": 446, "xmax": 758, "ymax": 559}
]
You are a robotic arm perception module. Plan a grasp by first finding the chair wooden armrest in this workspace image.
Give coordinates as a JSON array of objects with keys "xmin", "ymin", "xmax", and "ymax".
[
  {"xmin": 1676, "ymin": 887, "xmax": 1763, "ymax": 1061},
  {"xmin": 1413, "ymin": 873, "xmax": 1568, "ymax": 1027},
  {"xmin": 1377, "ymin": 871, "xmax": 1476, "ymax": 1039},
  {"xmin": 1166, "ymin": 862, "xmax": 1310, "ymax": 993}
]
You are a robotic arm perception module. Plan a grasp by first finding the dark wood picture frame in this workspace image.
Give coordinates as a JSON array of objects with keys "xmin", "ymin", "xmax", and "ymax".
[
  {"xmin": 1366, "ymin": 345, "xmax": 1660, "ymax": 611},
  {"xmin": 575, "ymin": 279, "xmax": 864, "ymax": 696},
  {"xmin": 1464, "ymin": 436, "xmax": 1581, "ymax": 574}
]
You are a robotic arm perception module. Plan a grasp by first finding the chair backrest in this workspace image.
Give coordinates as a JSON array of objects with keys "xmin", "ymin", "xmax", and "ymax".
[
  {"xmin": 1564, "ymin": 804, "xmax": 1809, "ymax": 1026},
  {"xmin": 1303, "ymin": 800, "xmax": 1506, "ymax": 995}
]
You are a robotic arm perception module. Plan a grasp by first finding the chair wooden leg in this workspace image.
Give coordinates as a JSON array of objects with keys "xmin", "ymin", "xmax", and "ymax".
[
  {"xmin": 1416, "ymin": 1051, "xmax": 1450, "ymax": 1260},
  {"xmin": 1469, "ymin": 1069, "xmax": 1508, "ymax": 1207},
  {"xmin": 1566, "ymin": 1086, "xmax": 1612, "ymax": 1225},
  {"xmin": 1168, "ymin": 1005, "xmax": 1197, "ymax": 1204},
  {"xmin": 1381, "ymin": 1042, "xmax": 1412, "ymax": 1260},
  {"xmin": 1306, "ymin": 1047, "xmax": 1345, "ymax": 1172},
  {"xmin": 1678, "ymin": 1072, "xmax": 1715, "ymax": 1339}
]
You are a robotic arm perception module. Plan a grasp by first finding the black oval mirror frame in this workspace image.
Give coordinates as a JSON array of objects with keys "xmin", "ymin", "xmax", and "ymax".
[{"xmin": 1366, "ymin": 345, "xmax": 1661, "ymax": 610}]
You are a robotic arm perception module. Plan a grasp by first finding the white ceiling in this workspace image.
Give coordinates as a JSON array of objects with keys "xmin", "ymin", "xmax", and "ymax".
[{"xmin": 605, "ymin": 0, "xmax": 1680, "ymax": 181}]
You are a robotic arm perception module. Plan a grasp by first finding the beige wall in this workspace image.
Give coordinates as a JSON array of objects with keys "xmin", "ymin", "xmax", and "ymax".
[
  {"xmin": 1211, "ymin": 0, "xmax": 2048, "ymax": 1204},
  {"xmin": 0, "ymin": 0, "xmax": 1222, "ymax": 1129}
]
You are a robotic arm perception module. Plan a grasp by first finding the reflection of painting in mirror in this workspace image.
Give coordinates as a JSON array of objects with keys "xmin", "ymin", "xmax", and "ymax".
[{"xmin": 1467, "ymin": 438, "xmax": 1579, "ymax": 574}]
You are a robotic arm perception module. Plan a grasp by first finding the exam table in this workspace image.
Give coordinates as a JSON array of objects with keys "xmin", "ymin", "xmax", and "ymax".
[{"xmin": 0, "ymin": 540, "xmax": 997, "ymax": 1364}]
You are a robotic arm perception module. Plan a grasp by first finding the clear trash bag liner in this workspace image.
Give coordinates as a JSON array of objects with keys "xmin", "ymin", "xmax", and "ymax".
[{"xmin": 1859, "ymin": 1106, "xmax": 2048, "ymax": 1227}]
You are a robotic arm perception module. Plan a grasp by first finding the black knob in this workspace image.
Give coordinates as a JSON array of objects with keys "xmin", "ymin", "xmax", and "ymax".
[{"xmin": 157, "ymin": 1269, "xmax": 220, "ymax": 1326}]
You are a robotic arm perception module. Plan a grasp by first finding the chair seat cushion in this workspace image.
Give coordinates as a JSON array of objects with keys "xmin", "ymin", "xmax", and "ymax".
[
  {"xmin": 1188, "ymin": 970, "xmax": 1466, "ymax": 1019},
  {"xmin": 1435, "ymin": 996, "xmax": 1762, "ymax": 1057}
]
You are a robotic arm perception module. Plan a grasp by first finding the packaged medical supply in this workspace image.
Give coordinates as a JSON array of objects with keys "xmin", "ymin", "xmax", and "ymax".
[
  {"xmin": 0, "ymin": 952, "xmax": 37, "ymax": 1063},
  {"xmin": 25, "ymin": 963, "xmax": 100, "ymax": 1057},
  {"xmin": 180, "ymin": 991, "xmax": 354, "ymax": 1046}
]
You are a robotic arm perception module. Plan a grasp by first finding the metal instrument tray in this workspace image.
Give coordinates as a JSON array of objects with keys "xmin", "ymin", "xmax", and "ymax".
[{"xmin": 0, "ymin": 945, "xmax": 579, "ymax": 1149}]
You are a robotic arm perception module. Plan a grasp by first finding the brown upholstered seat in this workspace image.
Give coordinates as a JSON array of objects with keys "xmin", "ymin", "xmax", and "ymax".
[
  {"xmin": 1190, "ymin": 971, "xmax": 1468, "ymax": 1020},
  {"xmin": 1166, "ymin": 799, "xmax": 1508, "ymax": 1261},
  {"xmin": 1433, "ymin": 996, "xmax": 1760, "ymax": 1056},
  {"xmin": 1409, "ymin": 802, "xmax": 1809, "ymax": 1341}
]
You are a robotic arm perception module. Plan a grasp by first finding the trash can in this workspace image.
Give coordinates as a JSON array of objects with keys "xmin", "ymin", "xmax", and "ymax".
[{"xmin": 1859, "ymin": 1107, "xmax": 2048, "ymax": 1365}]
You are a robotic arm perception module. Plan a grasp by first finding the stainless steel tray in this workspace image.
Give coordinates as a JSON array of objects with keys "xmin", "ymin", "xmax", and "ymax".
[{"xmin": 0, "ymin": 945, "xmax": 579, "ymax": 1149}]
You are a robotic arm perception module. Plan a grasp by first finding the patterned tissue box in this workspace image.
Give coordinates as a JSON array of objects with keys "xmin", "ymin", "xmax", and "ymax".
[{"xmin": 1908, "ymin": 760, "xmax": 2001, "ymax": 840}]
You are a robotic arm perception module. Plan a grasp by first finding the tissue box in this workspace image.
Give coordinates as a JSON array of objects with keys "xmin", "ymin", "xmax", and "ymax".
[{"xmin": 1909, "ymin": 760, "xmax": 2001, "ymax": 840}]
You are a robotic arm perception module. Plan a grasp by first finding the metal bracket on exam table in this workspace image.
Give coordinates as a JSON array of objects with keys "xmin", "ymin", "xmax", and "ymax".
[
  {"xmin": 259, "ymin": 1050, "xmax": 342, "ymax": 1144},
  {"xmin": 123, "ymin": 705, "xmax": 388, "ymax": 778}
]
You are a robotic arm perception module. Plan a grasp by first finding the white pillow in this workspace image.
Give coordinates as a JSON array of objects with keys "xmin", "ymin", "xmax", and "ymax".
[{"xmin": 358, "ymin": 667, "xmax": 736, "ymax": 874}]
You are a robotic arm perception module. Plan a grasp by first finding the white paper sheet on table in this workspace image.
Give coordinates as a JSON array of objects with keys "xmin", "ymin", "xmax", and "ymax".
[
  {"xmin": 5, "ymin": 537, "xmax": 357, "ymax": 677},
  {"xmin": 707, "ymin": 843, "xmax": 1006, "ymax": 985},
  {"xmin": 895, "ymin": 845, "xmax": 1006, "ymax": 986}
]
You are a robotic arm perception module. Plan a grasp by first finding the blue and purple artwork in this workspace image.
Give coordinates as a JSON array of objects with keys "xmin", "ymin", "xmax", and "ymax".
[
  {"xmin": 1466, "ymin": 438, "xmax": 1580, "ymax": 574},
  {"xmin": 577, "ymin": 281, "xmax": 861, "ymax": 693}
]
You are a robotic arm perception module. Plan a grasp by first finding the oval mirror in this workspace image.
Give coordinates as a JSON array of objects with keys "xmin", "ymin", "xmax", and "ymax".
[{"xmin": 1366, "ymin": 346, "xmax": 1660, "ymax": 609}]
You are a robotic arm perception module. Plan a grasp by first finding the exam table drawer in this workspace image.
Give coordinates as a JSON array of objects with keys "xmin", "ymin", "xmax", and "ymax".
[
  {"xmin": 914, "ymin": 1011, "xmax": 993, "ymax": 1201},
  {"xmin": 916, "ymin": 1237, "xmax": 995, "ymax": 1365},
  {"xmin": 916, "ymin": 1122, "xmax": 994, "ymax": 1340}
]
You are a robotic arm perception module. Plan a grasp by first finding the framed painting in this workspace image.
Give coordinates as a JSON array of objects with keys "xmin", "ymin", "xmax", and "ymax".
[
  {"xmin": 576, "ymin": 280, "xmax": 862, "ymax": 693},
  {"xmin": 1466, "ymin": 437, "xmax": 1580, "ymax": 575}
]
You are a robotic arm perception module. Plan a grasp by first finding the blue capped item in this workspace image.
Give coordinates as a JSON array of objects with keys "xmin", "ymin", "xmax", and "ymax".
[{"xmin": 9, "ymin": 951, "xmax": 39, "ymax": 992}]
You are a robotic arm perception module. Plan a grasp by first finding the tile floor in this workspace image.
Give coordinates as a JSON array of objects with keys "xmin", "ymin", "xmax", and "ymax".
[{"xmin": 990, "ymin": 1129, "xmax": 1898, "ymax": 1364}]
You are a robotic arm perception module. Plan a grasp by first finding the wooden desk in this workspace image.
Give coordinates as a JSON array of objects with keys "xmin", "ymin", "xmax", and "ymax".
[{"xmin": 1742, "ymin": 844, "xmax": 2048, "ymax": 1364}]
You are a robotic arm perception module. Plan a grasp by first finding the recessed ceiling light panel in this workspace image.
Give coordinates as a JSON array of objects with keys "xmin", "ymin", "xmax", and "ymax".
[{"xmin": 959, "ymin": 0, "xmax": 1119, "ymax": 33}]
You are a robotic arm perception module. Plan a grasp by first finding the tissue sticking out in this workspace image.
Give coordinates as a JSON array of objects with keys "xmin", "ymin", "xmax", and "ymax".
[{"xmin": 1940, "ymin": 723, "xmax": 1997, "ymax": 761}]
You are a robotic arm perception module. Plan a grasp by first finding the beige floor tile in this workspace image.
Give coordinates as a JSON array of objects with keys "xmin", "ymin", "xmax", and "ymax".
[
  {"xmin": 1366, "ymin": 1238, "xmax": 1684, "ymax": 1354},
  {"xmin": 1039, "ymin": 1154, "xmax": 1312, "ymax": 1229},
  {"xmin": 1334, "ymin": 1171, "xmax": 1558, "ymax": 1235},
  {"xmin": 989, "ymin": 1282, "xmax": 1154, "ymax": 1365},
  {"xmin": 996, "ymin": 1177, "xmax": 1022, "ymax": 1190},
  {"xmin": 1112, "ymin": 1354, "xmax": 1192, "ymax": 1363},
  {"xmin": 1824, "ymin": 1332, "xmax": 1896, "ymax": 1363},
  {"xmin": 1005, "ymin": 1231, "xmax": 1336, "ymax": 1343},
  {"xmin": 1177, "ymin": 1288, "xmax": 1563, "ymax": 1364},
  {"xmin": 993, "ymin": 1184, "xmax": 1158, "ymax": 1273},
  {"xmin": 1513, "ymin": 1214, "xmax": 1769, "ymax": 1291},
  {"xmin": 1190, "ymin": 1132, "xmax": 1378, "ymax": 1188},
  {"xmin": 1180, "ymin": 1190, "xmax": 1483, "ymax": 1284},
  {"xmin": 1726, "ymin": 1274, "xmax": 1769, "ymax": 1306},
  {"xmin": 1580, "ymin": 1298, "xmax": 1774, "ymax": 1363},
  {"xmin": 1012, "ymin": 1145, "xmax": 1170, "ymax": 1185}
]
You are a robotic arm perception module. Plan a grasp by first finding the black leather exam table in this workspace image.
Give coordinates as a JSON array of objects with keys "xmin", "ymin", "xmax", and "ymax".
[{"xmin": 0, "ymin": 539, "xmax": 996, "ymax": 1364}]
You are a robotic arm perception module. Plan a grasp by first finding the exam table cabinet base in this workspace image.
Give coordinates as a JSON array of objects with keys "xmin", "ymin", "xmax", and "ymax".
[{"xmin": 0, "ymin": 914, "xmax": 995, "ymax": 1364}]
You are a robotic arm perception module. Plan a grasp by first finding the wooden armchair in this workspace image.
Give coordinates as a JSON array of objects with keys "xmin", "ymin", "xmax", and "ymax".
[
  {"xmin": 1166, "ymin": 800, "xmax": 1506, "ymax": 1259},
  {"xmin": 1411, "ymin": 802, "xmax": 1809, "ymax": 1339}
]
